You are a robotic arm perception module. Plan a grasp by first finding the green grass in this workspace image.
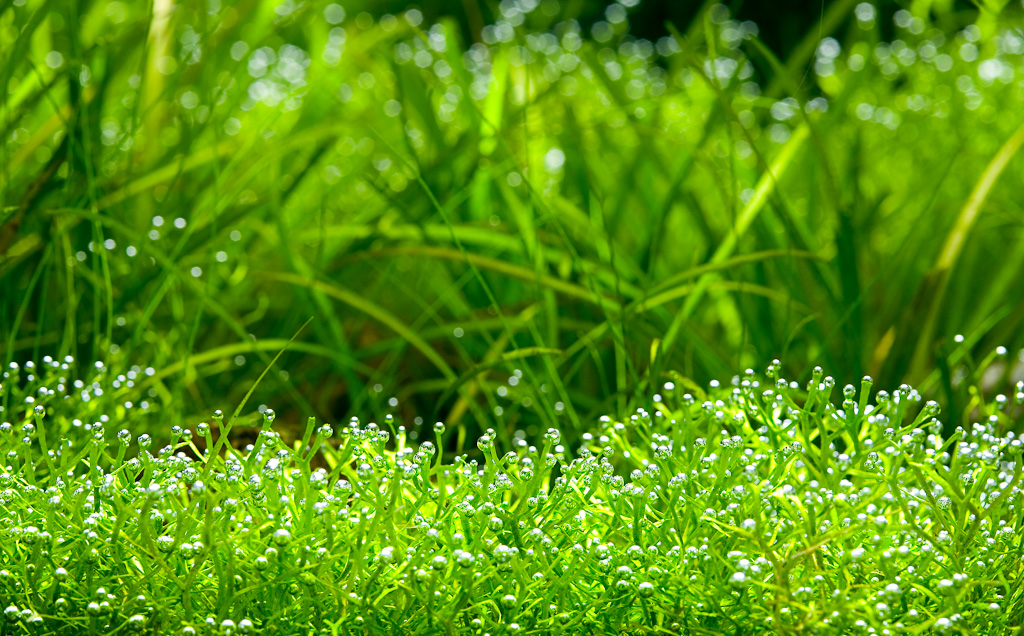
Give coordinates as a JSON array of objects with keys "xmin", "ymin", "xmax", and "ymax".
[
  {"xmin": 0, "ymin": 356, "xmax": 1022, "ymax": 634},
  {"xmin": 3, "ymin": 0, "xmax": 1024, "ymax": 633},
  {"xmin": 2, "ymin": 1, "xmax": 1024, "ymax": 445}
]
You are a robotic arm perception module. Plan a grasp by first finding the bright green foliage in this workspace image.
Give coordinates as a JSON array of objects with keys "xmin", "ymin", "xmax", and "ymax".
[
  {"xmin": 1, "ymin": 357, "xmax": 1022, "ymax": 635},
  {"xmin": 3, "ymin": 2, "xmax": 1024, "ymax": 632},
  {"xmin": 3, "ymin": 1, "xmax": 1024, "ymax": 444}
]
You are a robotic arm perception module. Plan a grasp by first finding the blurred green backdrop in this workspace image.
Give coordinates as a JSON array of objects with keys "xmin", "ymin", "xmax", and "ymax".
[{"xmin": 2, "ymin": 0, "xmax": 1023, "ymax": 445}]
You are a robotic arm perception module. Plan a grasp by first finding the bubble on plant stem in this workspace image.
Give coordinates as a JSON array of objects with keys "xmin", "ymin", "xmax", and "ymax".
[
  {"xmin": 433, "ymin": 421, "xmax": 446, "ymax": 435},
  {"xmin": 273, "ymin": 529, "xmax": 291, "ymax": 546}
]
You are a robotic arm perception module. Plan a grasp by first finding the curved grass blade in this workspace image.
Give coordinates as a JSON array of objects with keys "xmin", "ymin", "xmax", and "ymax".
[
  {"xmin": 908, "ymin": 120, "xmax": 1024, "ymax": 378},
  {"xmin": 264, "ymin": 271, "xmax": 456, "ymax": 382},
  {"xmin": 228, "ymin": 316, "xmax": 313, "ymax": 426}
]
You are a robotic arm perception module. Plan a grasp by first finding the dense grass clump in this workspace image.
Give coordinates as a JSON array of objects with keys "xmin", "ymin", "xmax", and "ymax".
[
  {"xmin": 1, "ymin": 357, "xmax": 1022, "ymax": 635},
  {"xmin": 3, "ymin": 0, "xmax": 1024, "ymax": 445}
]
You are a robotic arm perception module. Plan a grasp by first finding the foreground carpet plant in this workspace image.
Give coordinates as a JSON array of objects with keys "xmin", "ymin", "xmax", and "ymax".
[{"xmin": 0, "ymin": 358, "xmax": 1022, "ymax": 635}]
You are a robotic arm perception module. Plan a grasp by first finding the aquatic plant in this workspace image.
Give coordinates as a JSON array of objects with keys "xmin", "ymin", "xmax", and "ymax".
[{"xmin": 0, "ymin": 357, "xmax": 1021, "ymax": 634}]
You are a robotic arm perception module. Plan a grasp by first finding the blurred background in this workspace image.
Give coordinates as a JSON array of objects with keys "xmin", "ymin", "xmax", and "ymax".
[
  {"xmin": 2, "ymin": 0, "xmax": 1023, "ymax": 448},
  {"xmin": 357, "ymin": 0, "xmax": 991, "ymax": 61}
]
